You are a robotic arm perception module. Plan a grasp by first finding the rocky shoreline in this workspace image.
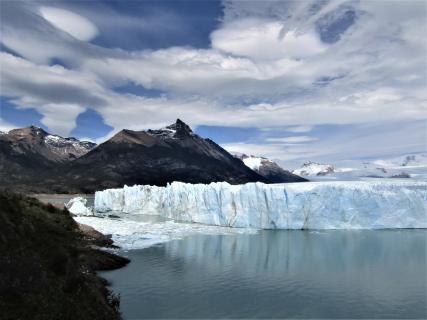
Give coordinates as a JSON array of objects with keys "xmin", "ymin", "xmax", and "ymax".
[
  {"xmin": 0, "ymin": 191, "xmax": 129, "ymax": 320},
  {"xmin": 77, "ymin": 222, "xmax": 130, "ymax": 270}
]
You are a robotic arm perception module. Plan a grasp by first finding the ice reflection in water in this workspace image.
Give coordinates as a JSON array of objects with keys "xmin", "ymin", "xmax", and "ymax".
[{"xmin": 100, "ymin": 229, "xmax": 427, "ymax": 319}]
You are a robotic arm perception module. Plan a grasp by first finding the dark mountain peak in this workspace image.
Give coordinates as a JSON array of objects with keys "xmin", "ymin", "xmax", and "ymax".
[
  {"xmin": 8, "ymin": 125, "xmax": 48, "ymax": 138},
  {"xmin": 28, "ymin": 125, "xmax": 48, "ymax": 135},
  {"xmin": 165, "ymin": 119, "xmax": 193, "ymax": 136},
  {"xmin": 111, "ymin": 129, "xmax": 138, "ymax": 142},
  {"xmin": 146, "ymin": 119, "xmax": 194, "ymax": 139}
]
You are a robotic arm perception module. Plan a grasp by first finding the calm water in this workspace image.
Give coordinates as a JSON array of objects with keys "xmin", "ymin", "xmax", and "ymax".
[{"xmin": 101, "ymin": 230, "xmax": 427, "ymax": 319}]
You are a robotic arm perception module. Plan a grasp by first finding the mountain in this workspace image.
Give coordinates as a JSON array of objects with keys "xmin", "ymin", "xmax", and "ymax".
[
  {"xmin": 0, "ymin": 126, "xmax": 95, "ymax": 188},
  {"xmin": 59, "ymin": 119, "xmax": 269, "ymax": 192},
  {"xmin": 3, "ymin": 120, "xmax": 308, "ymax": 193},
  {"xmin": 292, "ymin": 161, "xmax": 335, "ymax": 176},
  {"xmin": 234, "ymin": 154, "xmax": 307, "ymax": 183},
  {"xmin": 0, "ymin": 126, "xmax": 95, "ymax": 163}
]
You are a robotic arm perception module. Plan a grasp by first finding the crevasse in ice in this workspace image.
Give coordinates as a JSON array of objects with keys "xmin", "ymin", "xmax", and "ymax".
[{"xmin": 94, "ymin": 181, "xmax": 427, "ymax": 229}]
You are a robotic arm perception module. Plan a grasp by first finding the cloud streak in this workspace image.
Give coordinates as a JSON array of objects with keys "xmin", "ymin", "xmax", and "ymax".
[{"xmin": 40, "ymin": 6, "xmax": 99, "ymax": 41}]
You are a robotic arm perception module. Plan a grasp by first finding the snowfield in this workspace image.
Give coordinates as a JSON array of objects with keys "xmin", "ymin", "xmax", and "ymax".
[{"xmin": 93, "ymin": 180, "xmax": 427, "ymax": 229}]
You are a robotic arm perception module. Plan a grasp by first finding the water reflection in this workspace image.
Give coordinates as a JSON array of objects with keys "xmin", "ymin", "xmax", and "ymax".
[{"xmin": 102, "ymin": 230, "xmax": 427, "ymax": 319}]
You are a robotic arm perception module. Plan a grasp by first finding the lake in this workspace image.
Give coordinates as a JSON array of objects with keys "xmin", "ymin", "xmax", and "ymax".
[{"xmin": 100, "ymin": 229, "xmax": 427, "ymax": 319}]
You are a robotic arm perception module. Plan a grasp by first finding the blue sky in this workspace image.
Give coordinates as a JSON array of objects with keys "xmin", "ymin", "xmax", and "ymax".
[{"xmin": 0, "ymin": 0, "xmax": 426, "ymax": 167}]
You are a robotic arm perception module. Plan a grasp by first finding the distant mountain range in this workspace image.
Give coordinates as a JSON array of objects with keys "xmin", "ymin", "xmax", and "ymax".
[
  {"xmin": 292, "ymin": 154, "xmax": 427, "ymax": 180},
  {"xmin": 0, "ymin": 119, "xmax": 305, "ymax": 193}
]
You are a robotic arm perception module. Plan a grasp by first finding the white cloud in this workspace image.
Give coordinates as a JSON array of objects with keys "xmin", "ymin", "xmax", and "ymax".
[
  {"xmin": 266, "ymin": 136, "xmax": 318, "ymax": 143},
  {"xmin": 39, "ymin": 7, "xmax": 98, "ymax": 41},
  {"xmin": 352, "ymin": 88, "xmax": 402, "ymax": 107},
  {"xmin": 211, "ymin": 19, "xmax": 327, "ymax": 60},
  {"xmin": 38, "ymin": 103, "xmax": 86, "ymax": 137},
  {"xmin": 286, "ymin": 125, "xmax": 313, "ymax": 133}
]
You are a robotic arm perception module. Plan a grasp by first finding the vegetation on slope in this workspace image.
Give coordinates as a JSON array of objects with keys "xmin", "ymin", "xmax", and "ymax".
[{"xmin": 0, "ymin": 192, "xmax": 129, "ymax": 320}]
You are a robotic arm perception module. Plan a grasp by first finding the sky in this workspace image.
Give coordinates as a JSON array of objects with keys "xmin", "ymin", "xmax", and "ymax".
[{"xmin": 0, "ymin": 0, "xmax": 426, "ymax": 168}]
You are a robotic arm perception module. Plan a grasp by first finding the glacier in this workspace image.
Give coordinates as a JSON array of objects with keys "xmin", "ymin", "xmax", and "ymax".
[{"xmin": 93, "ymin": 181, "xmax": 427, "ymax": 229}]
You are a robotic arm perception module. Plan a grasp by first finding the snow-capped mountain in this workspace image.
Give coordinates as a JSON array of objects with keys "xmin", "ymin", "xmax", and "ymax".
[
  {"xmin": 0, "ymin": 126, "xmax": 96, "ymax": 163},
  {"xmin": 234, "ymin": 154, "xmax": 307, "ymax": 183},
  {"xmin": 0, "ymin": 126, "xmax": 97, "ymax": 192},
  {"xmin": 44, "ymin": 134, "xmax": 96, "ymax": 160},
  {"xmin": 292, "ymin": 161, "xmax": 335, "ymax": 176}
]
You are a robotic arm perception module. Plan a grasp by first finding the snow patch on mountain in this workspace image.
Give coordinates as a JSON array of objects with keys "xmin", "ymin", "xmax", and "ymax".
[
  {"xmin": 233, "ymin": 153, "xmax": 273, "ymax": 171},
  {"xmin": 242, "ymin": 156, "xmax": 264, "ymax": 170},
  {"xmin": 44, "ymin": 134, "xmax": 96, "ymax": 158}
]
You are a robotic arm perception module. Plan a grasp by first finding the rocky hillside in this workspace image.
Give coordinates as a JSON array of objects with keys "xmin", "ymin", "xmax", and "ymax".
[{"xmin": 0, "ymin": 192, "xmax": 129, "ymax": 320}]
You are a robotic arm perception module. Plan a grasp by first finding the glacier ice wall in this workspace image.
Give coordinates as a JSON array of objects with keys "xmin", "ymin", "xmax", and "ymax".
[{"xmin": 94, "ymin": 181, "xmax": 427, "ymax": 229}]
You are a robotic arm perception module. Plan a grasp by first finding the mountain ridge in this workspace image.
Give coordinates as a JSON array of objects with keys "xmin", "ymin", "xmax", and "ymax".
[{"xmin": 0, "ymin": 119, "xmax": 305, "ymax": 193}]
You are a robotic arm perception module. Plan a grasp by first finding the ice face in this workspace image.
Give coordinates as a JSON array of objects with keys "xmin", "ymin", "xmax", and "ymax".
[{"xmin": 94, "ymin": 181, "xmax": 427, "ymax": 229}]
